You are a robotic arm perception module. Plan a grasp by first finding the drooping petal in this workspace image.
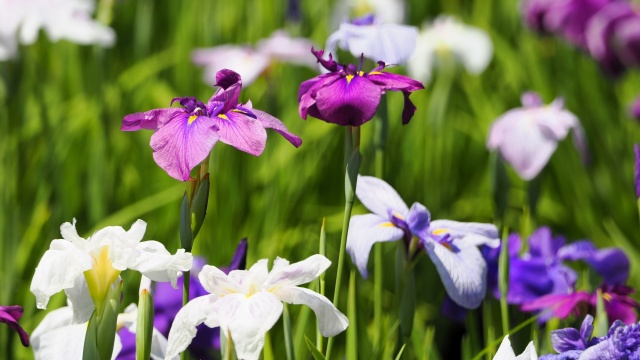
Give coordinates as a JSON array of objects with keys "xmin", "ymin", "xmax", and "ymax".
[
  {"xmin": 30, "ymin": 240, "xmax": 93, "ymax": 310},
  {"xmin": 313, "ymin": 74, "xmax": 382, "ymax": 126},
  {"xmin": 130, "ymin": 241, "xmax": 193, "ymax": 288},
  {"xmin": 367, "ymin": 71, "xmax": 424, "ymax": 124},
  {"xmin": 149, "ymin": 114, "xmax": 219, "ymax": 181},
  {"xmin": 423, "ymin": 239, "xmax": 487, "ymax": 309},
  {"xmin": 347, "ymin": 214, "xmax": 404, "ymax": 277},
  {"xmin": 64, "ymin": 274, "xmax": 94, "ymax": 323},
  {"xmin": 121, "ymin": 108, "xmax": 184, "ymax": 131},
  {"xmin": 211, "ymin": 111, "xmax": 268, "ymax": 156},
  {"xmin": 251, "ymin": 109, "xmax": 302, "ymax": 147},
  {"xmin": 0, "ymin": 306, "xmax": 29, "ymax": 347},
  {"xmin": 558, "ymin": 241, "xmax": 629, "ymax": 285},
  {"xmin": 264, "ymin": 254, "xmax": 330, "ymax": 288},
  {"xmin": 428, "ymin": 220, "xmax": 500, "ymax": 248},
  {"xmin": 215, "ymin": 292, "xmax": 283, "ymax": 360},
  {"xmin": 31, "ymin": 308, "xmax": 87, "ymax": 360},
  {"xmin": 520, "ymin": 292, "xmax": 591, "ymax": 319},
  {"xmin": 165, "ymin": 295, "xmax": 219, "ymax": 359},
  {"xmin": 273, "ymin": 286, "xmax": 348, "ymax": 337},
  {"xmin": 355, "ymin": 175, "xmax": 409, "ymax": 217}
]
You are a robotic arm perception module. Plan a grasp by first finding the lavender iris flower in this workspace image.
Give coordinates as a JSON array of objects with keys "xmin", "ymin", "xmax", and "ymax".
[
  {"xmin": 122, "ymin": 69, "xmax": 302, "ymax": 181},
  {"xmin": 298, "ymin": 48, "xmax": 424, "ymax": 127},
  {"xmin": 346, "ymin": 175, "xmax": 500, "ymax": 309},
  {"xmin": 539, "ymin": 314, "xmax": 640, "ymax": 359},
  {"xmin": 0, "ymin": 305, "xmax": 29, "ymax": 347},
  {"xmin": 117, "ymin": 239, "xmax": 248, "ymax": 360},
  {"xmin": 487, "ymin": 92, "xmax": 587, "ymax": 180}
]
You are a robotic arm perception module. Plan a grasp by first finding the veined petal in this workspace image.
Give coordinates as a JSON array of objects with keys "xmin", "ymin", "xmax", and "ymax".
[
  {"xmin": 347, "ymin": 214, "xmax": 404, "ymax": 278},
  {"xmin": 423, "ymin": 239, "xmax": 487, "ymax": 309},
  {"xmin": 165, "ymin": 295, "xmax": 219, "ymax": 359},
  {"xmin": 30, "ymin": 241, "xmax": 93, "ymax": 310},
  {"xmin": 216, "ymin": 292, "xmax": 283, "ymax": 360},
  {"xmin": 251, "ymin": 109, "xmax": 302, "ymax": 147},
  {"xmin": 520, "ymin": 292, "xmax": 591, "ymax": 319},
  {"xmin": 355, "ymin": 175, "xmax": 409, "ymax": 217},
  {"xmin": 264, "ymin": 255, "xmax": 330, "ymax": 288},
  {"xmin": 121, "ymin": 108, "xmax": 183, "ymax": 131},
  {"xmin": 212, "ymin": 110, "xmax": 267, "ymax": 156},
  {"xmin": 150, "ymin": 114, "xmax": 219, "ymax": 181},
  {"xmin": 208, "ymin": 69, "xmax": 243, "ymax": 113},
  {"xmin": 101, "ymin": 220, "xmax": 147, "ymax": 271},
  {"xmin": 273, "ymin": 286, "xmax": 348, "ymax": 337},
  {"xmin": 367, "ymin": 71, "xmax": 424, "ymax": 93},
  {"xmin": 199, "ymin": 265, "xmax": 243, "ymax": 296},
  {"xmin": 130, "ymin": 241, "xmax": 193, "ymax": 288},
  {"xmin": 313, "ymin": 74, "xmax": 382, "ymax": 126},
  {"xmin": 429, "ymin": 220, "xmax": 499, "ymax": 247}
]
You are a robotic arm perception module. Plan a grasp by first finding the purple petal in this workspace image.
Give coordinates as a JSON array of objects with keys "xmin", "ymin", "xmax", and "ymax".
[
  {"xmin": 427, "ymin": 220, "xmax": 500, "ymax": 247},
  {"xmin": 121, "ymin": 108, "xmax": 183, "ymax": 131},
  {"xmin": 150, "ymin": 114, "xmax": 219, "ymax": 181},
  {"xmin": 207, "ymin": 69, "xmax": 243, "ymax": 113},
  {"xmin": 521, "ymin": 92, "xmax": 544, "ymax": 108},
  {"xmin": 406, "ymin": 202, "xmax": 431, "ymax": 239},
  {"xmin": 251, "ymin": 109, "xmax": 302, "ymax": 147},
  {"xmin": 228, "ymin": 238, "xmax": 248, "ymax": 273},
  {"xmin": 579, "ymin": 314, "xmax": 595, "ymax": 345},
  {"xmin": 550, "ymin": 328, "xmax": 584, "ymax": 353},
  {"xmin": 521, "ymin": 291, "xmax": 591, "ymax": 319},
  {"xmin": 585, "ymin": 2, "xmax": 633, "ymax": 77},
  {"xmin": 558, "ymin": 241, "xmax": 629, "ymax": 284},
  {"xmin": 313, "ymin": 75, "xmax": 382, "ymax": 126},
  {"xmin": 0, "ymin": 305, "xmax": 29, "ymax": 347},
  {"xmin": 212, "ymin": 111, "xmax": 267, "ymax": 156},
  {"xmin": 507, "ymin": 258, "xmax": 558, "ymax": 304},
  {"xmin": 367, "ymin": 72, "xmax": 424, "ymax": 125},
  {"xmin": 528, "ymin": 227, "xmax": 565, "ymax": 260}
]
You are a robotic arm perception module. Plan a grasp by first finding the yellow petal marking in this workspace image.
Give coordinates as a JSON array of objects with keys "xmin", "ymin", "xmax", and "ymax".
[
  {"xmin": 218, "ymin": 114, "xmax": 229, "ymax": 120},
  {"xmin": 432, "ymin": 228, "xmax": 450, "ymax": 235},
  {"xmin": 369, "ymin": 71, "xmax": 383, "ymax": 75},
  {"xmin": 188, "ymin": 115, "xmax": 198, "ymax": 125},
  {"xmin": 378, "ymin": 222, "xmax": 395, "ymax": 228},
  {"xmin": 346, "ymin": 75, "xmax": 354, "ymax": 83}
]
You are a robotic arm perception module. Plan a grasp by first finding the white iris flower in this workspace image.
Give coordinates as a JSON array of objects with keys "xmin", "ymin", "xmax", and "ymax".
[{"xmin": 493, "ymin": 335, "xmax": 538, "ymax": 360}]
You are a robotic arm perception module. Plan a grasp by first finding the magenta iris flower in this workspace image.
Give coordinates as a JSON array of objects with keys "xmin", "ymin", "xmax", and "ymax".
[
  {"xmin": 122, "ymin": 69, "xmax": 302, "ymax": 181},
  {"xmin": 0, "ymin": 305, "xmax": 29, "ymax": 347},
  {"xmin": 539, "ymin": 314, "xmax": 640, "ymax": 359},
  {"xmin": 298, "ymin": 48, "xmax": 424, "ymax": 126}
]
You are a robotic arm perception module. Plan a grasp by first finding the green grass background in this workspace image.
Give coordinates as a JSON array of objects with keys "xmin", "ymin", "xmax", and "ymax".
[{"xmin": 1, "ymin": 0, "xmax": 640, "ymax": 358}]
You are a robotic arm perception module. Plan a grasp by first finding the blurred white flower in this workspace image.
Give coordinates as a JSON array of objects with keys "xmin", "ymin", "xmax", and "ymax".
[
  {"xmin": 30, "ymin": 219, "xmax": 192, "ymax": 323},
  {"xmin": 487, "ymin": 92, "xmax": 587, "ymax": 180},
  {"xmin": 326, "ymin": 15, "xmax": 418, "ymax": 65},
  {"xmin": 192, "ymin": 30, "xmax": 316, "ymax": 86},
  {"xmin": 492, "ymin": 335, "xmax": 538, "ymax": 360},
  {"xmin": 0, "ymin": 0, "xmax": 115, "ymax": 60},
  {"xmin": 165, "ymin": 255, "xmax": 349, "ymax": 360},
  {"xmin": 332, "ymin": 0, "xmax": 406, "ymax": 25},
  {"xmin": 408, "ymin": 16, "xmax": 493, "ymax": 83},
  {"xmin": 31, "ymin": 304, "xmax": 175, "ymax": 360}
]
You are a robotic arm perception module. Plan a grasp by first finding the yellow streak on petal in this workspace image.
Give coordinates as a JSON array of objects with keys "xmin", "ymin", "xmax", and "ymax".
[
  {"xmin": 358, "ymin": 71, "xmax": 364, "ymax": 76},
  {"xmin": 368, "ymin": 71, "xmax": 383, "ymax": 75},
  {"xmin": 188, "ymin": 115, "xmax": 197, "ymax": 125},
  {"xmin": 346, "ymin": 75, "xmax": 354, "ymax": 83},
  {"xmin": 84, "ymin": 246, "xmax": 121, "ymax": 310},
  {"xmin": 218, "ymin": 114, "xmax": 229, "ymax": 120},
  {"xmin": 392, "ymin": 212, "xmax": 405, "ymax": 220},
  {"xmin": 377, "ymin": 222, "xmax": 395, "ymax": 228},
  {"xmin": 432, "ymin": 228, "xmax": 450, "ymax": 235},
  {"xmin": 231, "ymin": 109, "xmax": 250, "ymax": 115},
  {"xmin": 603, "ymin": 293, "xmax": 612, "ymax": 302}
]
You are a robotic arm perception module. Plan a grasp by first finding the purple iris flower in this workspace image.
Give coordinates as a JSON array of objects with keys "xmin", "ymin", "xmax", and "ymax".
[
  {"xmin": 346, "ymin": 175, "xmax": 500, "ymax": 309},
  {"xmin": 540, "ymin": 314, "xmax": 640, "ymax": 359},
  {"xmin": 116, "ymin": 239, "xmax": 248, "ymax": 360},
  {"xmin": 122, "ymin": 69, "xmax": 302, "ymax": 181},
  {"xmin": 298, "ymin": 48, "xmax": 424, "ymax": 127},
  {"xmin": 0, "ymin": 305, "xmax": 29, "ymax": 347}
]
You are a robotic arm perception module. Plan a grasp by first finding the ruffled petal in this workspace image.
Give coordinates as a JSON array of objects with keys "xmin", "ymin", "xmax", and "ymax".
[
  {"xmin": 251, "ymin": 109, "xmax": 302, "ymax": 147},
  {"xmin": 423, "ymin": 239, "xmax": 487, "ymax": 309},
  {"xmin": 149, "ymin": 114, "xmax": 219, "ymax": 181},
  {"xmin": 355, "ymin": 175, "xmax": 409, "ymax": 217},
  {"xmin": 165, "ymin": 295, "xmax": 219, "ymax": 359},
  {"xmin": 30, "ymin": 240, "xmax": 93, "ymax": 310},
  {"xmin": 313, "ymin": 74, "xmax": 382, "ymax": 126},
  {"xmin": 130, "ymin": 241, "xmax": 193, "ymax": 288},
  {"xmin": 212, "ymin": 110, "xmax": 267, "ymax": 156},
  {"xmin": 264, "ymin": 254, "xmax": 330, "ymax": 288},
  {"xmin": 274, "ymin": 286, "xmax": 348, "ymax": 337},
  {"xmin": 199, "ymin": 265, "xmax": 243, "ymax": 296},
  {"xmin": 347, "ymin": 214, "xmax": 404, "ymax": 278},
  {"xmin": 121, "ymin": 108, "xmax": 184, "ymax": 131}
]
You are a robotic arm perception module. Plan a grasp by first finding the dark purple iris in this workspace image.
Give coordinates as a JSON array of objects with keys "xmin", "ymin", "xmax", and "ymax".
[
  {"xmin": 298, "ymin": 48, "xmax": 424, "ymax": 126},
  {"xmin": 0, "ymin": 305, "xmax": 29, "ymax": 347}
]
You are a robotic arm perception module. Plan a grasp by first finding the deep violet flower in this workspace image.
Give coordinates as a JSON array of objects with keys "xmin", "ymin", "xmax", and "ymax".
[
  {"xmin": 521, "ymin": 285, "xmax": 640, "ymax": 325},
  {"xmin": 539, "ymin": 314, "xmax": 640, "ymax": 359},
  {"xmin": 298, "ymin": 48, "xmax": 424, "ymax": 127},
  {"xmin": 122, "ymin": 69, "xmax": 302, "ymax": 181},
  {"xmin": 0, "ymin": 305, "xmax": 29, "ymax": 347},
  {"xmin": 117, "ymin": 239, "xmax": 248, "ymax": 360},
  {"xmin": 487, "ymin": 92, "xmax": 587, "ymax": 180},
  {"xmin": 346, "ymin": 175, "xmax": 500, "ymax": 309}
]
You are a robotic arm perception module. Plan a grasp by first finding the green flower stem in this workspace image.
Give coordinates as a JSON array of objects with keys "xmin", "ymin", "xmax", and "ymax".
[
  {"xmin": 347, "ymin": 269, "xmax": 358, "ymax": 359},
  {"xmin": 316, "ymin": 219, "xmax": 327, "ymax": 352},
  {"xmin": 374, "ymin": 98, "xmax": 389, "ymax": 346}
]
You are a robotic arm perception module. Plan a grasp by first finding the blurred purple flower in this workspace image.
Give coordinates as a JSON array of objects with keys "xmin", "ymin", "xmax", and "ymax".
[
  {"xmin": 122, "ymin": 69, "xmax": 301, "ymax": 181},
  {"xmin": 521, "ymin": 284, "xmax": 640, "ymax": 325},
  {"xmin": 118, "ymin": 239, "xmax": 248, "ymax": 360},
  {"xmin": 192, "ymin": 30, "xmax": 317, "ymax": 86},
  {"xmin": 634, "ymin": 143, "xmax": 640, "ymax": 198},
  {"xmin": 0, "ymin": 305, "xmax": 29, "ymax": 347},
  {"xmin": 539, "ymin": 314, "xmax": 640, "ymax": 359},
  {"xmin": 487, "ymin": 92, "xmax": 587, "ymax": 180},
  {"xmin": 298, "ymin": 48, "xmax": 424, "ymax": 126}
]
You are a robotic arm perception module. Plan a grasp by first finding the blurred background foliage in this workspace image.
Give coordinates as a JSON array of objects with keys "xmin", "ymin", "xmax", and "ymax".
[{"xmin": 1, "ymin": 0, "xmax": 640, "ymax": 358}]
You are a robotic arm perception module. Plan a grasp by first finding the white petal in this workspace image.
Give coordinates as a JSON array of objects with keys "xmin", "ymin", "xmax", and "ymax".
[
  {"xmin": 516, "ymin": 342, "xmax": 538, "ymax": 360},
  {"xmin": 256, "ymin": 30, "xmax": 317, "ymax": 68},
  {"xmin": 216, "ymin": 293, "xmax": 283, "ymax": 360},
  {"xmin": 429, "ymin": 220, "xmax": 500, "ymax": 248},
  {"xmin": 424, "ymin": 240, "xmax": 487, "ymax": 309},
  {"xmin": 129, "ymin": 241, "xmax": 192, "ymax": 288},
  {"xmin": 30, "ymin": 240, "xmax": 93, "ymax": 310},
  {"xmin": 347, "ymin": 214, "xmax": 404, "ymax": 278},
  {"xmin": 264, "ymin": 254, "xmax": 331, "ymax": 289},
  {"xmin": 328, "ymin": 23, "xmax": 417, "ymax": 64},
  {"xmin": 447, "ymin": 23, "xmax": 493, "ymax": 74},
  {"xmin": 355, "ymin": 175, "xmax": 409, "ymax": 217},
  {"xmin": 407, "ymin": 28, "xmax": 436, "ymax": 83},
  {"xmin": 199, "ymin": 265, "xmax": 243, "ymax": 295},
  {"xmin": 191, "ymin": 46, "xmax": 270, "ymax": 86},
  {"xmin": 493, "ymin": 335, "xmax": 517, "ymax": 360},
  {"xmin": 64, "ymin": 274, "xmax": 94, "ymax": 323},
  {"xmin": 165, "ymin": 295, "xmax": 218, "ymax": 359},
  {"xmin": 151, "ymin": 327, "xmax": 176, "ymax": 360},
  {"xmin": 274, "ymin": 286, "xmax": 348, "ymax": 337}
]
